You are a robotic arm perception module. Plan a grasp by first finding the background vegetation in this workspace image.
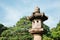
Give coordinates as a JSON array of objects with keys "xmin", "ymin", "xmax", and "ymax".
[{"xmin": 0, "ymin": 16, "xmax": 60, "ymax": 40}]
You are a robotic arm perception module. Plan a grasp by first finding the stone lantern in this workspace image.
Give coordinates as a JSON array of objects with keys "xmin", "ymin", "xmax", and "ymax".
[{"xmin": 27, "ymin": 7, "xmax": 48, "ymax": 40}]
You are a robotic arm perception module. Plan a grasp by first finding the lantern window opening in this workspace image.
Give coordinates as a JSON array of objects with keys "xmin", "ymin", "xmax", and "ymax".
[{"xmin": 37, "ymin": 20, "xmax": 39, "ymax": 23}]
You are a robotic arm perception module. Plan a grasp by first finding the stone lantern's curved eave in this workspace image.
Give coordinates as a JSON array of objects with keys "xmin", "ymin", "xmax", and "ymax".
[{"xmin": 29, "ymin": 15, "xmax": 48, "ymax": 21}]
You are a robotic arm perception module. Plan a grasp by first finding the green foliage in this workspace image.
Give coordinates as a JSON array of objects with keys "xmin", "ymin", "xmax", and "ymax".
[
  {"xmin": 0, "ymin": 24, "xmax": 8, "ymax": 36},
  {"xmin": 0, "ymin": 16, "xmax": 60, "ymax": 40},
  {"xmin": 43, "ymin": 35, "xmax": 54, "ymax": 40},
  {"xmin": 43, "ymin": 24, "xmax": 51, "ymax": 36},
  {"xmin": 16, "ymin": 17, "xmax": 31, "ymax": 28},
  {"xmin": 1, "ymin": 16, "xmax": 33, "ymax": 40},
  {"xmin": 51, "ymin": 22, "xmax": 60, "ymax": 40}
]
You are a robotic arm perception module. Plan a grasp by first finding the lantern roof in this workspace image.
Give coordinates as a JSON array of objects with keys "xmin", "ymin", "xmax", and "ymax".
[{"xmin": 27, "ymin": 7, "xmax": 48, "ymax": 21}]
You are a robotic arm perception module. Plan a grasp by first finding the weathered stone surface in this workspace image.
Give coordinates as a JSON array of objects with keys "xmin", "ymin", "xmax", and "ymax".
[
  {"xmin": 27, "ymin": 7, "xmax": 48, "ymax": 21},
  {"xmin": 27, "ymin": 7, "xmax": 48, "ymax": 40},
  {"xmin": 29, "ymin": 28, "xmax": 43, "ymax": 34},
  {"xmin": 34, "ymin": 34, "xmax": 42, "ymax": 40}
]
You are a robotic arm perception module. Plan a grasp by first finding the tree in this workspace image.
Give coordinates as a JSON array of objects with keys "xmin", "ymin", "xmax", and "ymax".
[
  {"xmin": 43, "ymin": 24, "xmax": 51, "ymax": 37},
  {"xmin": 43, "ymin": 35, "xmax": 54, "ymax": 40},
  {"xmin": 51, "ymin": 22, "xmax": 60, "ymax": 40},
  {"xmin": 0, "ymin": 24, "xmax": 8, "ymax": 36},
  {"xmin": 1, "ymin": 16, "xmax": 51, "ymax": 40}
]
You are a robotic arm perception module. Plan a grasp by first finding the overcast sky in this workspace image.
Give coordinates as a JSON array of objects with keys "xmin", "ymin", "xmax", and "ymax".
[{"xmin": 0, "ymin": 0, "xmax": 60, "ymax": 28}]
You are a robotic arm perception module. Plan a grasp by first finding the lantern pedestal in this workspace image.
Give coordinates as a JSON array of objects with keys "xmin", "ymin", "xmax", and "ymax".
[
  {"xmin": 29, "ymin": 28, "xmax": 43, "ymax": 40},
  {"xmin": 33, "ymin": 34, "xmax": 42, "ymax": 40}
]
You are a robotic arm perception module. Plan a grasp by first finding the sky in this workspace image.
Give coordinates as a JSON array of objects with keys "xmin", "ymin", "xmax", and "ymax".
[{"xmin": 0, "ymin": 0, "xmax": 60, "ymax": 28}]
